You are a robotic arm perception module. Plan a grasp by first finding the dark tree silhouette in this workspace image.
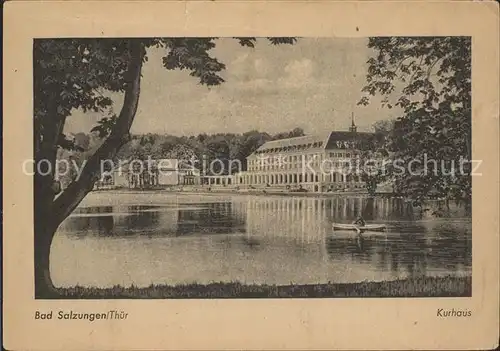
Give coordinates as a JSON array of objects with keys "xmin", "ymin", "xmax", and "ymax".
[
  {"xmin": 34, "ymin": 37, "xmax": 296, "ymax": 297},
  {"xmin": 359, "ymin": 37, "xmax": 471, "ymax": 206}
]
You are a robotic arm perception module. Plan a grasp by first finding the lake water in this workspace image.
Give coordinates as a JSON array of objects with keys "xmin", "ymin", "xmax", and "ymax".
[{"xmin": 52, "ymin": 192, "xmax": 472, "ymax": 288}]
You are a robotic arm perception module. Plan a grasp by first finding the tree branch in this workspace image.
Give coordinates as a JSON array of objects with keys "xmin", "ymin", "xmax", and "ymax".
[
  {"xmin": 50, "ymin": 40, "xmax": 144, "ymax": 230},
  {"xmin": 394, "ymin": 55, "xmax": 413, "ymax": 74},
  {"xmin": 408, "ymin": 56, "xmax": 425, "ymax": 86},
  {"xmin": 426, "ymin": 57, "xmax": 443, "ymax": 79}
]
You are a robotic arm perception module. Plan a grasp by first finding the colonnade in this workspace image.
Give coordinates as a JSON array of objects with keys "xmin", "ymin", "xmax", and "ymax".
[{"xmin": 236, "ymin": 172, "xmax": 359, "ymax": 185}]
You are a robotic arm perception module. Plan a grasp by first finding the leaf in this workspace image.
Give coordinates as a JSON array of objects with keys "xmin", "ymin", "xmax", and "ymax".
[
  {"xmin": 90, "ymin": 114, "xmax": 118, "ymax": 138},
  {"xmin": 234, "ymin": 37, "xmax": 256, "ymax": 48},
  {"xmin": 266, "ymin": 37, "xmax": 297, "ymax": 45}
]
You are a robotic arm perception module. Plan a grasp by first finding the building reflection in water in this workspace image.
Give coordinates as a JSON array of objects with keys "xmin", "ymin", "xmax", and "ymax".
[
  {"xmin": 240, "ymin": 196, "xmax": 471, "ymax": 280},
  {"xmin": 60, "ymin": 201, "xmax": 246, "ymax": 238}
]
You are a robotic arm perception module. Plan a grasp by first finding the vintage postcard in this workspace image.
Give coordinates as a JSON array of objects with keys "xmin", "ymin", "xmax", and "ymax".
[{"xmin": 2, "ymin": 1, "xmax": 499, "ymax": 350}]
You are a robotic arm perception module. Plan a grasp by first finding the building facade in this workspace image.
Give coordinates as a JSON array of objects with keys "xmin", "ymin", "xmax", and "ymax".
[
  {"xmin": 95, "ymin": 159, "xmax": 201, "ymax": 190},
  {"xmin": 235, "ymin": 123, "xmax": 375, "ymax": 192}
]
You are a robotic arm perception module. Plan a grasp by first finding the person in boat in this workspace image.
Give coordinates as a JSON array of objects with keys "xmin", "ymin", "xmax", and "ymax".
[{"xmin": 352, "ymin": 215, "xmax": 366, "ymax": 227}]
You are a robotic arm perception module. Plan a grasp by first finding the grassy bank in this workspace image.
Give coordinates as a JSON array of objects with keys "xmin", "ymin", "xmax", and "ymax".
[{"xmin": 50, "ymin": 276, "xmax": 471, "ymax": 299}]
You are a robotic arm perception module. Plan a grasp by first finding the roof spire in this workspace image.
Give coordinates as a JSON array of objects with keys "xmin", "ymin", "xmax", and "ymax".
[{"xmin": 349, "ymin": 112, "xmax": 357, "ymax": 133}]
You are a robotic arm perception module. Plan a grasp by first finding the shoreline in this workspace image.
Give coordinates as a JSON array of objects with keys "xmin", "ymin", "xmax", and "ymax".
[
  {"xmin": 91, "ymin": 188, "xmax": 400, "ymax": 199},
  {"xmin": 49, "ymin": 275, "xmax": 471, "ymax": 299}
]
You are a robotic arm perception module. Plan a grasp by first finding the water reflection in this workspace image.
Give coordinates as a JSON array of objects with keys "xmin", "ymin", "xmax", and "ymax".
[
  {"xmin": 52, "ymin": 195, "xmax": 471, "ymax": 288},
  {"xmin": 61, "ymin": 202, "xmax": 246, "ymax": 237}
]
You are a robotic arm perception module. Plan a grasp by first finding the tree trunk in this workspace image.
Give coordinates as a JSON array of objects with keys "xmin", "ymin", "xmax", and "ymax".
[
  {"xmin": 34, "ymin": 106, "xmax": 66, "ymax": 298},
  {"xmin": 34, "ymin": 170, "xmax": 58, "ymax": 298},
  {"xmin": 34, "ymin": 39, "xmax": 145, "ymax": 297}
]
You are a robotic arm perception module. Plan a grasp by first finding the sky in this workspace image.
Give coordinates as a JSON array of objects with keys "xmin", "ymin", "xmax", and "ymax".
[{"xmin": 64, "ymin": 38, "xmax": 401, "ymax": 137}]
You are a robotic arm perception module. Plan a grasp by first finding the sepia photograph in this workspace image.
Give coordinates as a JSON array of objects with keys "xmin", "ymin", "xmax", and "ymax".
[
  {"xmin": 3, "ymin": 2, "xmax": 499, "ymax": 350},
  {"xmin": 33, "ymin": 36, "xmax": 472, "ymax": 299}
]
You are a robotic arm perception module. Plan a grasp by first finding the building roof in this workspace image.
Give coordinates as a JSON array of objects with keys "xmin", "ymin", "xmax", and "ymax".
[
  {"xmin": 250, "ymin": 130, "xmax": 375, "ymax": 156},
  {"xmin": 254, "ymin": 133, "xmax": 331, "ymax": 153},
  {"xmin": 323, "ymin": 131, "xmax": 374, "ymax": 149}
]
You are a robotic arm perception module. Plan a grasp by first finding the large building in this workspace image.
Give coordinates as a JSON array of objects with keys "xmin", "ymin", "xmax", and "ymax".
[{"xmin": 235, "ymin": 120, "xmax": 375, "ymax": 192}]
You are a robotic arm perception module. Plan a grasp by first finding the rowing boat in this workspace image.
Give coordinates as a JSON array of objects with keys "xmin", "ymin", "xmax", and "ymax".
[{"xmin": 332, "ymin": 223, "xmax": 387, "ymax": 233}]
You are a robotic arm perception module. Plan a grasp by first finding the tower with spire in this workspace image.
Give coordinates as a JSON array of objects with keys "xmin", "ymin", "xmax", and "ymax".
[{"xmin": 349, "ymin": 112, "xmax": 357, "ymax": 133}]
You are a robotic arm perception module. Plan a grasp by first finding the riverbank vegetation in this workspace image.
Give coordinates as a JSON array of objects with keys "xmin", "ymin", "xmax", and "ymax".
[
  {"xmin": 61, "ymin": 127, "xmax": 307, "ymax": 188},
  {"xmin": 50, "ymin": 276, "xmax": 470, "ymax": 299}
]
